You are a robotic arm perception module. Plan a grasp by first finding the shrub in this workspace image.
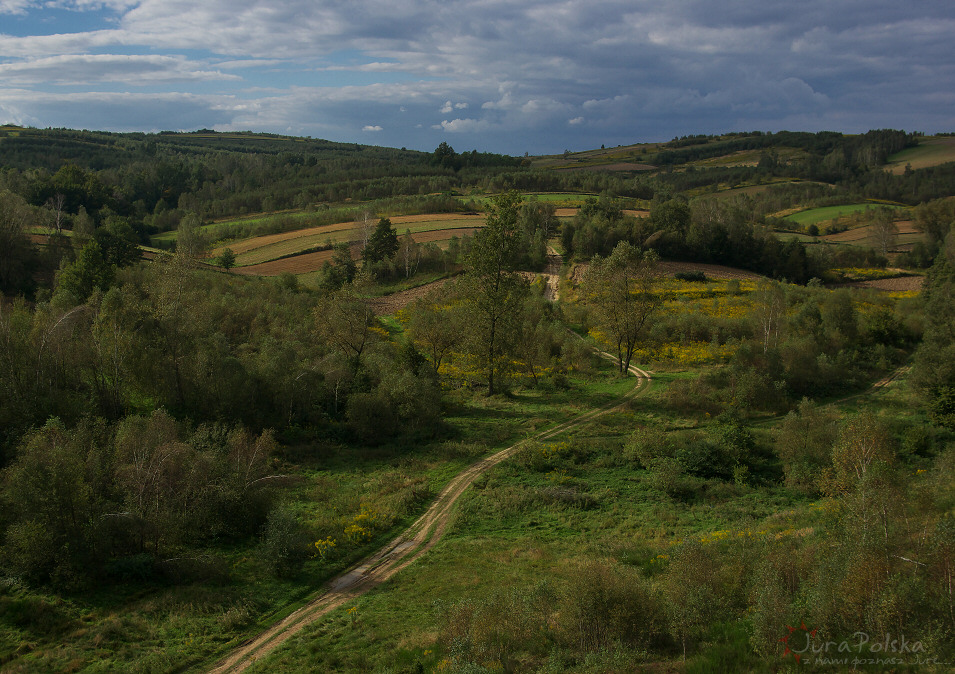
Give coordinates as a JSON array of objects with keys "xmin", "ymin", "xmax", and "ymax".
[
  {"xmin": 259, "ymin": 509, "xmax": 310, "ymax": 579},
  {"xmin": 647, "ymin": 456, "xmax": 692, "ymax": 499},
  {"xmin": 625, "ymin": 426, "xmax": 673, "ymax": 469},
  {"xmin": 347, "ymin": 392, "xmax": 397, "ymax": 445},
  {"xmin": 675, "ymin": 440, "xmax": 733, "ymax": 480},
  {"xmin": 558, "ymin": 560, "xmax": 666, "ymax": 653}
]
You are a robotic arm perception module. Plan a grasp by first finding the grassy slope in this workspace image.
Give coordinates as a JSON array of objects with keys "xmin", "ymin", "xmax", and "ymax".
[
  {"xmin": 782, "ymin": 203, "xmax": 907, "ymax": 227},
  {"xmin": 0, "ymin": 365, "xmax": 636, "ymax": 672},
  {"xmin": 246, "ymin": 363, "xmax": 923, "ymax": 673},
  {"xmin": 886, "ymin": 136, "xmax": 955, "ymax": 174}
]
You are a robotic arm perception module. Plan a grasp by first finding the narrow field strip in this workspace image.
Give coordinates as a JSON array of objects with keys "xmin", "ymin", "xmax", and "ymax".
[
  {"xmin": 213, "ymin": 214, "xmax": 485, "ymax": 258},
  {"xmin": 234, "ymin": 224, "xmax": 481, "ymax": 267}
]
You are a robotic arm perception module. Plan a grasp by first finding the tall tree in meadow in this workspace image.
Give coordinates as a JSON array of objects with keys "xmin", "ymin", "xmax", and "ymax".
[
  {"xmin": 398, "ymin": 229, "xmax": 420, "ymax": 279},
  {"xmin": 461, "ymin": 191, "xmax": 528, "ymax": 395},
  {"xmin": 582, "ymin": 241, "xmax": 662, "ymax": 375},
  {"xmin": 753, "ymin": 281, "xmax": 787, "ymax": 354}
]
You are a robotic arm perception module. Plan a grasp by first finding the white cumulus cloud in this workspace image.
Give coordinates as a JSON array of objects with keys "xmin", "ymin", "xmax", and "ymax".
[{"xmin": 433, "ymin": 118, "xmax": 490, "ymax": 133}]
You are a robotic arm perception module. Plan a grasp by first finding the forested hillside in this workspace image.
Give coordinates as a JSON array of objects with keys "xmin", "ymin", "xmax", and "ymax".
[{"xmin": 2, "ymin": 126, "xmax": 955, "ymax": 672}]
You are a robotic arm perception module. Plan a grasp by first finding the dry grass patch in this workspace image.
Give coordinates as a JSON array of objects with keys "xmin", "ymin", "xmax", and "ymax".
[
  {"xmin": 658, "ymin": 262, "xmax": 764, "ymax": 281},
  {"xmin": 834, "ymin": 275, "xmax": 923, "ymax": 292},
  {"xmin": 887, "ymin": 136, "xmax": 955, "ymax": 174},
  {"xmin": 233, "ymin": 249, "xmax": 339, "ymax": 276}
]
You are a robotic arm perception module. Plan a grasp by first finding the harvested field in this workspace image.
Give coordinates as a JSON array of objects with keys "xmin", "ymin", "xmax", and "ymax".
[
  {"xmin": 405, "ymin": 227, "xmax": 480, "ymax": 246},
  {"xmin": 569, "ymin": 261, "xmax": 763, "ymax": 286},
  {"xmin": 221, "ymin": 221, "xmax": 354, "ymax": 257},
  {"xmin": 233, "ymin": 224, "xmax": 479, "ymax": 267},
  {"xmin": 554, "ymin": 208, "xmax": 649, "ymax": 218},
  {"xmin": 784, "ymin": 203, "xmax": 907, "ymax": 227},
  {"xmin": 580, "ymin": 162, "xmax": 656, "ymax": 172},
  {"xmin": 694, "ymin": 150, "xmax": 761, "ymax": 167},
  {"xmin": 232, "ymin": 249, "xmax": 339, "ymax": 276},
  {"xmin": 658, "ymin": 261, "xmax": 764, "ymax": 281},
  {"xmin": 232, "ymin": 226, "xmax": 481, "ymax": 277},
  {"xmin": 834, "ymin": 275, "xmax": 923, "ymax": 292},
  {"xmin": 821, "ymin": 220, "xmax": 918, "ymax": 244},
  {"xmin": 367, "ymin": 278, "xmax": 451, "ymax": 315}
]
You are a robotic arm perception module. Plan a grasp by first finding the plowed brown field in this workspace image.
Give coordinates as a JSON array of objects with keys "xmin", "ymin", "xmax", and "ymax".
[
  {"xmin": 821, "ymin": 220, "xmax": 918, "ymax": 244},
  {"xmin": 834, "ymin": 276, "xmax": 923, "ymax": 292},
  {"xmin": 658, "ymin": 261, "xmax": 765, "ymax": 280}
]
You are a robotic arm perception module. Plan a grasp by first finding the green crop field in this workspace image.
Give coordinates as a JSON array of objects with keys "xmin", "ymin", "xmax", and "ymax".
[
  {"xmin": 783, "ymin": 203, "xmax": 906, "ymax": 227},
  {"xmin": 461, "ymin": 192, "xmax": 596, "ymax": 208},
  {"xmin": 152, "ymin": 211, "xmax": 318, "ymax": 244}
]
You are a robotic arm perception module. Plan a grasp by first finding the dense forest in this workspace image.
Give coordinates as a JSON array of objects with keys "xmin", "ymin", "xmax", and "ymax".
[{"xmin": 1, "ymin": 126, "xmax": 955, "ymax": 671}]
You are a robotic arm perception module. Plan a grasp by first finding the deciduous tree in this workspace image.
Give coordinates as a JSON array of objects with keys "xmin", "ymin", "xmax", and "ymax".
[
  {"xmin": 406, "ymin": 283, "xmax": 462, "ymax": 374},
  {"xmin": 582, "ymin": 241, "xmax": 661, "ymax": 375},
  {"xmin": 462, "ymin": 191, "xmax": 528, "ymax": 394},
  {"xmin": 0, "ymin": 190, "xmax": 39, "ymax": 296},
  {"xmin": 870, "ymin": 207, "xmax": 899, "ymax": 257},
  {"xmin": 314, "ymin": 286, "xmax": 377, "ymax": 373}
]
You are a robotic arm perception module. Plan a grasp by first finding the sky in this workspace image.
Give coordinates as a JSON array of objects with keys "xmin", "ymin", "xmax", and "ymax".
[{"xmin": 0, "ymin": 1, "xmax": 953, "ymax": 156}]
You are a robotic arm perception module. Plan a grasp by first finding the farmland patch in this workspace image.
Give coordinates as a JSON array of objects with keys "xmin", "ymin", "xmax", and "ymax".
[
  {"xmin": 783, "ymin": 203, "xmax": 907, "ymax": 227},
  {"xmin": 219, "ymin": 214, "xmax": 484, "ymax": 268},
  {"xmin": 887, "ymin": 136, "xmax": 955, "ymax": 174}
]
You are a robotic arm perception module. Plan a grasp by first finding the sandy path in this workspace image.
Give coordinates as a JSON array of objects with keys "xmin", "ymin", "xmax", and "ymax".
[
  {"xmin": 208, "ymin": 353, "xmax": 651, "ymax": 673},
  {"xmin": 542, "ymin": 247, "xmax": 562, "ymax": 301}
]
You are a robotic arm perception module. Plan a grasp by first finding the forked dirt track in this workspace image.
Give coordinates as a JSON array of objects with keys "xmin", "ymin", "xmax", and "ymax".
[{"xmin": 209, "ymin": 355, "xmax": 651, "ymax": 673}]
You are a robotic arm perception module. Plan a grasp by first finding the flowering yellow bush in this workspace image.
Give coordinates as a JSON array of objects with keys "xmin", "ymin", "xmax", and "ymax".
[
  {"xmin": 546, "ymin": 468, "xmax": 571, "ymax": 484},
  {"xmin": 637, "ymin": 341, "xmax": 738, "ymax": 366},
  {"xmin": 830, "ymin": 267, "xmax": 898, "ymax": 281},
  {"xmin": 437, "ymin": 352, "xmax": 554, "ymax": 385},
  {"xmin": 344, "ymin": 503, "xmax": 383, "ymax": 543},
  {"xmin": 696, "ymin": 525, "xmax": 814, "ymax": 545},
  {"xmin": 313, "ymin": 536, "xmax": 337, "ymax": 559}
]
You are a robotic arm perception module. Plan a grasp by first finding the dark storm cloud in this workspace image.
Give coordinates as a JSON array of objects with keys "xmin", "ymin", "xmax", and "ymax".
[{"xmin": 0, "ymin": 1, "xmax": 951, "ymax": 153}]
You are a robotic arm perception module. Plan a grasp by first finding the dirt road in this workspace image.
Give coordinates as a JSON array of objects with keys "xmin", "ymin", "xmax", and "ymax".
[
  {"xmin": 209, "ymin": 357, "xmax": 650, "ymax": 673},
  {"xmin": 542, "ymin": 247, "xmax": 562, "ymax": 301}
]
